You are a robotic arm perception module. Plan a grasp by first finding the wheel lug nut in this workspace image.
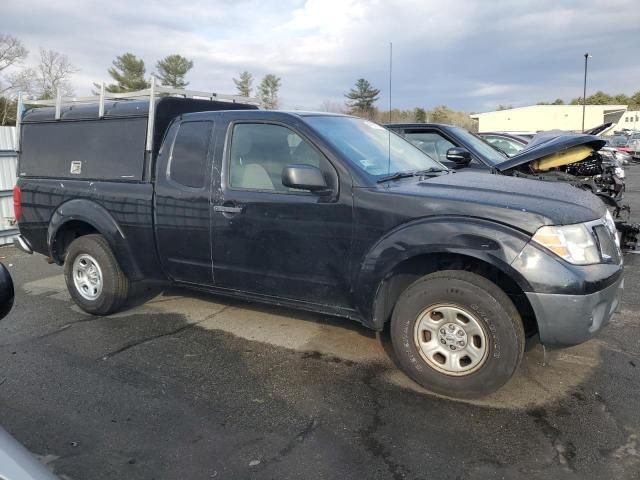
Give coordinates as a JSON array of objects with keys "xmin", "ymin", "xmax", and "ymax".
[
  {"xmin": 440, "ymin": 328, "xmax": 446, "ymax": 334},
  {"xmin": 440, "ymin": 339, "xmax": 446, "ymax": 344},
  {"xmin": 458, "ymin": 341, "xmax": 465, "ymax": 346},
  {"xmin": 450, "ymin": 345, "xmax": 456, "ymax": 350},
  {"xmin": 457, "ymin": 330, "xmax": 464, "ymax": 337}
]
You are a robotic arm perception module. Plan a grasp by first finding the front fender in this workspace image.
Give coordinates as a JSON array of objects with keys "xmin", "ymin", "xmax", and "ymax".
[
  {"xmin": 48, "ymin": 199, "xmax": 143, "ymax": 280},
  {"xmin": 353, "ymin": 216, "xmax": 533, "ymax": 327}
]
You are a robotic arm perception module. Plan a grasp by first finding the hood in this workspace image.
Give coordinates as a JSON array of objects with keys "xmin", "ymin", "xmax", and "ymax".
[
  {"xmin": 585, "ymin": 122, "xmax": 614, "ymax": 136},
  {"xmin": 495, "ymin": 134, "xmax": 606, "ymax": 172},
  {"xmin": 383, "ymin": 171, "xmax": 606, "ymax": 232}
]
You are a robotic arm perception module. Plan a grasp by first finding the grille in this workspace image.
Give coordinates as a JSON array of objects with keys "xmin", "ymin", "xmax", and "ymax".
[{"xmin": 593, "ymin": 224, "xmax": 620, "ymax": 264}]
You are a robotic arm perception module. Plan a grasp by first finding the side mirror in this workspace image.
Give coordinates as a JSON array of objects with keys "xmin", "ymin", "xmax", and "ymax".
[
  {"xmin": 446, "ymin": 147, "xmax": 472, "ymax": 167},
  {"xmin": 282, "ymin": 164, "xmax": 328, "ymax": 192},
  {"xmin": 0, "ymin": 263, "xmax": 14, "ymax": 320}
]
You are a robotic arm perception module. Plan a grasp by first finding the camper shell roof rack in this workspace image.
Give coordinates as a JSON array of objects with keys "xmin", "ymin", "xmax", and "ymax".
[{"xmin": 15, "ymin": 77, "xmax": 260, "ymax": 152}]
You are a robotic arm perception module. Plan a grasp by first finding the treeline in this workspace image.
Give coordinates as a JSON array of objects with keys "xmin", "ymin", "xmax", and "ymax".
[
  {"xmin": 5, "ymin": 33, "xmax": 484, "ymax": 132},
  {"xmin": 0, "ymin": 34, "xmax": 284, "ymax": 125},
  {"xmin": 535, "ymin": 90, "xmax": 640, "ymax": 109},
  {"xmin": 329, "ymin": 77, "xmax": 477, "ymax": 130}
]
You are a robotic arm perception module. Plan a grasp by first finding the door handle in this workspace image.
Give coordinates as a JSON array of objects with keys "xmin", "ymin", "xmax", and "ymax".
[{"xmin": 213, "ymin": 205, "xmax": 244, "ymax": 214}]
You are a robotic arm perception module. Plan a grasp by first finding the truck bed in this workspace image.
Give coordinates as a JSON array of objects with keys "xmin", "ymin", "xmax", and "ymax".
[{"xmin": 18, "ymin": 178, "xmax": 162, "ymax": 280}]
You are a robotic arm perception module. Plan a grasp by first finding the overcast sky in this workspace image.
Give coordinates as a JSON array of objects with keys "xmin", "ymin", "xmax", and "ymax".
[{"xmin": 4, "ymin": 0, "xmax": 640, "ymax": 112}]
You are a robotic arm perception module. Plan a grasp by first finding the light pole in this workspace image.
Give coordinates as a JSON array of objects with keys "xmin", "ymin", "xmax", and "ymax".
[{"xmin": 582, "ymin": 53, "xmax": 592, "ymax": 133}]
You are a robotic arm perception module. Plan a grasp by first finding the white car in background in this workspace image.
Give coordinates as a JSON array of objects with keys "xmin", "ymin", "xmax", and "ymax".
[{"xmin": 630, "ymin": 134, "xmax": 640, "ymax": 159}]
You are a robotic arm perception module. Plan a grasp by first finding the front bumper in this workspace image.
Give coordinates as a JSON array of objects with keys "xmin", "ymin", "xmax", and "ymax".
[{"xmin": 526, "ymin": 275, "xmax": 623, "ymax": 347}]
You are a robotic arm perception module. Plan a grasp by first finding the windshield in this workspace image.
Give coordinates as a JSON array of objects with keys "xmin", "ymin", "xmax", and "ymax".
[
  {"xmin": 609, "ymin": 136, "xmax": 628, "ymax": 146},
  {"xmin": 304, "ymin": 116, "xmax": 446, "ymax": 177},
  {"xmin": 483, "ymin": 136, "xmax": 526, "ymax": 157},
  {"xmin": 450, "ymin": 127, "xmax": 507, "ymax": 165}
]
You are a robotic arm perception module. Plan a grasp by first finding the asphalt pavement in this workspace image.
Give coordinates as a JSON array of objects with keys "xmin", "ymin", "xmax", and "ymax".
[{"xmin": 1, "ymin": 166, "xmax": 640, "ymax": 480}]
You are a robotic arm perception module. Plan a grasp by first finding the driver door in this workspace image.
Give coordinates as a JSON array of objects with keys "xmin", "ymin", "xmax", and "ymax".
[{"xmin": 210, "ymin": 118, "xmax": 354, "ymax": 307}]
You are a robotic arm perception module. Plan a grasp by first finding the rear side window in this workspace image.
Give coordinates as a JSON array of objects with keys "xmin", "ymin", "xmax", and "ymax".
[{"xmin": 170, "ymin": 121, "xmax": 213, "ymax": 188}]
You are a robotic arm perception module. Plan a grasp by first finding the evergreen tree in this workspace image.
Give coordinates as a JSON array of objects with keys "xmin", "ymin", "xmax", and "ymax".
[
  {"xmin": 155, "ymin": 54, "xmax": 193, "ymax": 88},
  {"xmin": 258, "ymin": 74, "xmax": 281, "ymax": 109},
  {"xmin": 414, "ymin": 107, "xmax": 427, "ymax": 123},
  {"xmin": 233, "ymin": 71, "xmax": 253, "ymax": 97},
  {"xmin": 103, "ymin": 53, "xmax": 150, "ymax": 93},
  {"xmin": 345, "ymin": 78, "xmax": 380, "ymax": 117}
]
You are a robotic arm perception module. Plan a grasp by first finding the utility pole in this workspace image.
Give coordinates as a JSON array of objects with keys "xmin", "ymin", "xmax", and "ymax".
[
  {"xmin": 582, "ymin": 53, "xmax": 591, "ymax": 133},
  {"xmin": 389, "ymin": 42, "xmax": 392, "ymax": 124}
]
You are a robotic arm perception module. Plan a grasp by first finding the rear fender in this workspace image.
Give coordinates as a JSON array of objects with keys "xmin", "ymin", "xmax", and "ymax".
[{"xmin": 47, "ymin": 199, "xmax": 143, "ymax": 280}]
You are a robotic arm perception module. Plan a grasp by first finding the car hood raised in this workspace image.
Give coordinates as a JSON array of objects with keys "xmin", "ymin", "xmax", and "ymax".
[
  {"xmin": 494, "ymin": 134, "xmax": 606, "ymax": 172},
  {"xmin": 385, "ymin": 171, "xmax": 606, "ymax": 231}
]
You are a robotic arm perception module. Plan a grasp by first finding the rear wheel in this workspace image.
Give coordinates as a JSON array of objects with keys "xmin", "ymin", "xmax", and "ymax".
[
  {"xmin": 390, "ymin": 270, "xmax": 524, "ymax": 398},
  {"xmin": 64, "ymin": 234, "xmax": 129, "ymax": 315}
]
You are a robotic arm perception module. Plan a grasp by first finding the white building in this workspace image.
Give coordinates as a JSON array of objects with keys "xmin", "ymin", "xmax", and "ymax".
[
  {"xmin": 470, "ymin": 104, "xmax": 627, "ymax": 134},
  {"xmin": 612, "ymin": 110, "xmax": 640, "ymax": 133}
]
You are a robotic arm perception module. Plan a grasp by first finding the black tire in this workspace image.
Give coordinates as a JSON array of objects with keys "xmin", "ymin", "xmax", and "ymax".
[
  {"xmin": 390, "ymin": 270, "xmax": 524, "ymax": 399},
  {"xmin": 64, "ymin": 234, "xmax": 130, "ymax": 315}
]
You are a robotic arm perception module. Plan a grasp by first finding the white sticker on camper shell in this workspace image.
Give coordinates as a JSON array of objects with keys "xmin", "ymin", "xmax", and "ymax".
[{"xmin": 70, "ymin": 161, "xmax": 82, "ymax": 174}]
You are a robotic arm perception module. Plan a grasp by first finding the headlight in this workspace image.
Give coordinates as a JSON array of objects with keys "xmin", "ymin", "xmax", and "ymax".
[
  {"xmin": 614, "ymin": 165, "xmax": 625, "ymax": 178},
  {"xmin": 532, "ymin": 223, "xmax": 600, "ymax": 265},
  {"xmin": 604, "ymin": 209, "xmax": 620, "ymax": 246}
]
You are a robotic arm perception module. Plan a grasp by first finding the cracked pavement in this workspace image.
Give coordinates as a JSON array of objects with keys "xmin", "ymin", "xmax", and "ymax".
[{"xmin": 1, "ymin": 166, "xmax": 640, "ymax": 479}]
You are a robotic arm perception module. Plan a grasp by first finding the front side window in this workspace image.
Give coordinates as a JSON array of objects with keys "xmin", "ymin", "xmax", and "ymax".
[
  {"xmin": 170, "ymin": 121, "xmax": 213, "ymax": 188},
  {"xmin": 448, "ymin": 127, "xmax": 507, "ymax": 165},
  {"xmin": 403, "ymin": 132, "xmax": 456, "ymax": 164},
  {"xmin": 229, "ymin": 123, "xmax": 327, "ymax": 192}
]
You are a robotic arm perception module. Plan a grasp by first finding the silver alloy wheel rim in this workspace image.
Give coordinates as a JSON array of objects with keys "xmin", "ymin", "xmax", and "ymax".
[
  {"xmin": 72, "ymin": 254, "xmax": 103, "ymax": 301},
  {"xmin": 413, "ymin": 304, "xmax": 489, "ymax": 376}
]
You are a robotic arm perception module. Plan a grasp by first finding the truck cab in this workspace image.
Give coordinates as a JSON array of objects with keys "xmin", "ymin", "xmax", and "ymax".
[{"xmin": 13, "ymin": 87, "xmax": 624, "ymax": 398}]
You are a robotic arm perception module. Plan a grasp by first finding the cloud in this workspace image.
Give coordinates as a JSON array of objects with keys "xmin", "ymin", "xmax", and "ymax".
[
  {"xmin": 469, "ymin": 83, "xmax": 523, "ymax": 97},
  {"xmin": 3, "ymin": 0, "xmax": 640, "ymax": 111}
]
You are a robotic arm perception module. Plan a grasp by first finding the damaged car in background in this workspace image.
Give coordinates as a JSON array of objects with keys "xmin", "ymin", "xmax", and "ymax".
[{"xmin": 387, "ymin": 123, "xmax": 639, "ymax": 251}]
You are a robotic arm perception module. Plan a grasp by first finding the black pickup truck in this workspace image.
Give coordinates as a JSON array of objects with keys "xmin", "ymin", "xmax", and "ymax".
[{"xmin": 13, "ymin": 92, "xmax": 623, "ymax": 398}]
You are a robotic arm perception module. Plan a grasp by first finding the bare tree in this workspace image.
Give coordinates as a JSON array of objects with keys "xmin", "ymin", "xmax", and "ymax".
[
  {"xmin": 33, "ymin": 48, "xmax": 76, "ymax": 100},
  {"xmin": 0, "ymin": 35, "xmax": 30, "ymax": 125},
  {"xmin": 0, "ymin": 34, "xmax": 28, "ymax": 73},
  {"xmin": 319, "ymin": 99, "xmax": 346, "ymax": 114},
  {"xmin": 0, "ymin": 35, "xmax": 29, "ymax": 94}
]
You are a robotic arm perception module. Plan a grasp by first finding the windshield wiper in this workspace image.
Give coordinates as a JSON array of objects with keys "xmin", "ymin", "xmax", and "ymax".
[
  {"xmin": 377, "ymin": 168, "xmax": 447, "ymax": 183},
  {"xmin": 492, "ymin": 146, "xmax": 510, "ymax": 157}
]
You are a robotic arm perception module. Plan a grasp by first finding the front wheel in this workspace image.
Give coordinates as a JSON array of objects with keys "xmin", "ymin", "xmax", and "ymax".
[
  {"xmin": 64, "ymin": 234, "xmax": 130, "ymax": 315},
  {"xmin": 390, "ymin": 270, "xmax": 524, "ymax": 398}
]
